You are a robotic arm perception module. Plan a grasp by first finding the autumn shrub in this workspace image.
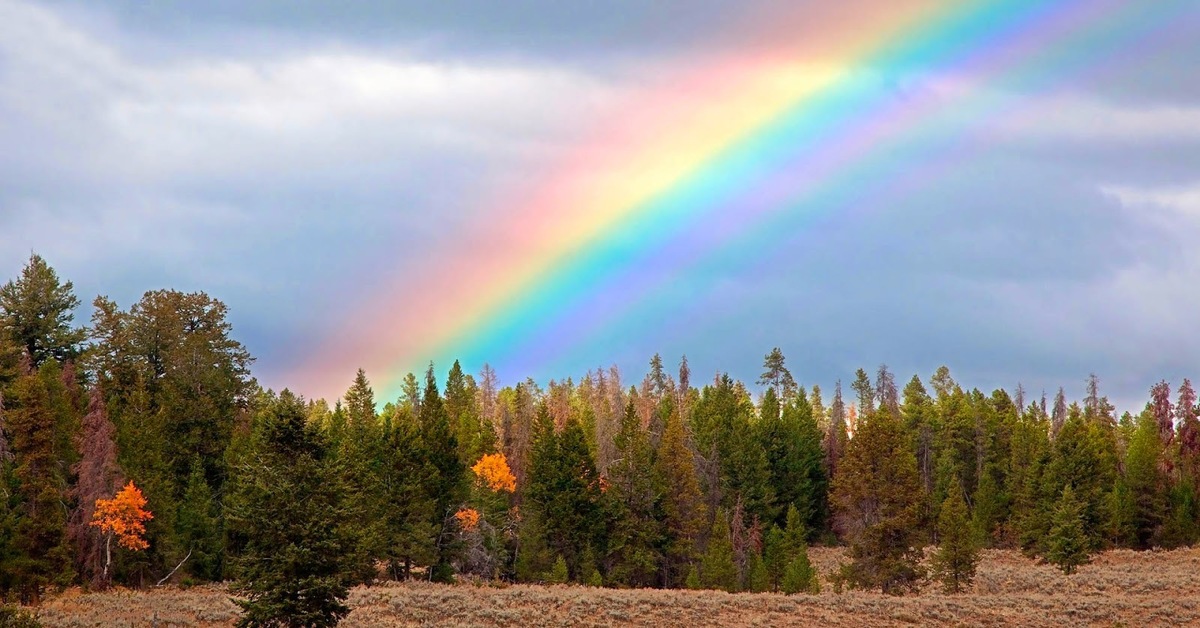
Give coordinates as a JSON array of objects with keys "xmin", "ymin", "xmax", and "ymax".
[{"xmin": 0, "ymin": 605, "xmax": 41, "ymax": 628}]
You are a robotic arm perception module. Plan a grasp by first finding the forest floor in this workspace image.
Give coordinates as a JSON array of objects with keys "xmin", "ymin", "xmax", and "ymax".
[{"xmin": 34, "ymin": 547, "xmax": 1200, "ymax": 627}]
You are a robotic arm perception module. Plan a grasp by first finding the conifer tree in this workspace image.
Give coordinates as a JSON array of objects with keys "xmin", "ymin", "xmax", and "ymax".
[
  {"xmin": 777, "ymin": 505, "xmax": 818, "ymax": 594},
  {"xmin": 7, "ymin": 368, "xmax": 73, "ymax": 603},
  {"xmin": 377, "ymin": 414, "xmax": 435, "ymax": 580},
  {"xmin": 851, "ymin": 368, "xmax": 875, "ymax": 416},
  {"xmin": 1122, "ymin": 412, "xmax": 1165, "ymax": 548},
  {"xmin": 0, "ymin": 253, "xmax": 86, "ymax": 368},
  {"xmin": 931, "ymin": 478, "xmax": 978, "ymax": 593},
  {"xmin": 526, "ymin": 404, "xmax": 602, "ymax": 581},
  {"xmin": 606, "ymin": 395, "xmax": 661, "ymax": 587},
  {"xmin": 757, "ymin": 348, "xmax": 797, "ymax": 400},
  {"xmin": 419, "ymin": 364, "xmax": 467, "ymax": 582},
  {"xmin": 825, "ymin": 381, "xmax": 848, "ymax": 483},
  {"xmin": 654, "ymin": 400, "xmax": 705, "ymax": 587},
  {"xmin": 699, "ymin": 510, "xmax": 738, "ymax": 592},
  {"xmin": 1046, "ymin": 484, "xmax": 1090, "ymax": 575},
  {"xmin": 177, "ymin": 457, "xmax": 222, "ymax": 581},
  {"xmin": 226, "ymin": 391, "xmax": 355, "ymax": 628},
  {"xmin": 832, "ymin": 409, "xmax": 924, "ymax": 594}
]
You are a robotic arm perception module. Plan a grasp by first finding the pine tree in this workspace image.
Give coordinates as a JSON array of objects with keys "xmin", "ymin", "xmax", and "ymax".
[
  {"xmin": 226, "ymin": 391, "xmax": 355, "ymax": 627},
  {"xmin": 931, "ymin": 478, "xmax": 978, "ymax": 593},
  {"xmin": 757, "ymin": 348, "xmax": 797, "ymax": 400},
  {"xmin": 1046, "ymin": 484, "xmax": 1090, "ymax": 575},
  {"xmin": 832, "ymin": 409, "xmax": 925, "ymax": 594}
]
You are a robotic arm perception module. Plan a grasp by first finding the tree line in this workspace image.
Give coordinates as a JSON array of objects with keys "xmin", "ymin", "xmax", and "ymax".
[{"xmin": 1, "ymin": 253, "xmax": 1197, "ymax": 624}]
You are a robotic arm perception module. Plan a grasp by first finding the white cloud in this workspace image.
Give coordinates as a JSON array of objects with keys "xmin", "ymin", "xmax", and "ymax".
[{"xmin": 0, "ymin": 0, "xmax": 619, "ymax": 193}]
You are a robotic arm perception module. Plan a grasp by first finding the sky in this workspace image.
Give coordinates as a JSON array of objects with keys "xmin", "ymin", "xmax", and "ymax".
[{"xmin": 1, "ymin": 0, "xmax": 1198, "ymax": 411}]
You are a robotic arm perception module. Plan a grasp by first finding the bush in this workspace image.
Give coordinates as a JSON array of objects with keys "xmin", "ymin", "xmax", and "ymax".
[{"xmin": 0, "ymin": 605, "xmax": 42, "ymax": 628}]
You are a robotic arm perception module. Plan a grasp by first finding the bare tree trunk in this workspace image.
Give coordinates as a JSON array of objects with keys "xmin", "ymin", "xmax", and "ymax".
[
  {"xmin": 104, "ymin": 533, "xmax": 112, "ymax": 579},
  {"xmin": 157, "ymin": 549, "xmax": 192, "ymax": 586}
]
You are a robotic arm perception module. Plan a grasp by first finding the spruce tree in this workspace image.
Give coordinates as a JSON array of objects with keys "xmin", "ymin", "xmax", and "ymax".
[
  {"xmin": 419, "ymin": 365, "xmax": 467, "ymax": 582},
  {"xmin": 778, "ymin": 505, "xmax": 818, "ymax": 594},
  {"xmin": 1046, "ymin": 484, "xmax": 1090, "ymax": 575},
  {"xmin": 7, "ymin": 368, "xmax": 73, "ymax": 603},
  {"xmin": 606, "ymin": 395, "xmax": 661, "ymax": 588},
  {"xmin": 226, "ymin": 391, "xmax": 355, "ymax": 627},
  {"xmin": 177, "ymin": 457, "xmax": 221, "ymax": 581},
  {"xmin": 699, "ymin": 510, "xmax": 738, "ymax": 592},
  {"xmin": 931, "ymin": 478, "xmax": 978, "ymax": 593}
]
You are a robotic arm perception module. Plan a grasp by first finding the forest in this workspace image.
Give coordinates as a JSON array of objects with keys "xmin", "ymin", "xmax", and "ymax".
[{"xmin": 1, "ymin": 253, "xmax": 1198, "ymax": 625}]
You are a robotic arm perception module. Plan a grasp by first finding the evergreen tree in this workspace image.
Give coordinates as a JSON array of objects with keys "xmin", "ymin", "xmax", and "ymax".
[
  {"xmin": 332, "ymin": 369, "xmax": 390, "ymax": 584},
  {"xmin": 177, "ymin": 457, "xmax": 221, "ymax": 581},
  {"xmin": 824, "ymin": 381, "xmax": 848, "ymax": 484},
  {"xmin": 0, "ymin": 253, "xmax": 86, "ymax": 368},
  {"xmin": 654, "ymin": 401, "xmax": 705, "ymax": 587},
  {"xmin": 931, "ymin": 478, "xmax": 978, "ymax": 593},
  {"xmin": 901, "ymin": 375, "xmax": 937, "ymax": 539},
  {"xmin": 1046, "ymin": 484, "xmax": 1090, "ymax": 575},
  {"xmin": 1122, "ymin": 412, "xmax": 1166, "ymax": 548},
  {"xmin": 851, "ymin": 368, "xmax": 875, "ymax": 416},
  {"xmin": 386, "ymin": 423, "xmax": 436, "ymax": 579},
  {"xmin": 6, "ymin": 367, "xmax": 73, "ymax": 603},
  {"xmin": 776, "ymin": 505, "xmax": 818, "ymax": 594},
  {"xmin": 526, "ymin": 404, "xmax": 602, "ymax": 581},
  {"xmin": 762, "ymin": 391, "xmax": 826, "ymax": 533},
  {"xmin": 832, "ymin": 409, "xmax": 925, "ymax": 594},
  {"xmin": 699, "ymin": 510, "xmax": 738, "ymax": 592},
  {"xmin": 757, "ymin": 348, "xmax": 797, "ymax": 400},
  {"xmin": 226, "ymin": 391, "xmax": 355, "ymax": 628},
  {"xmin": 606, "ymin": 394, "xmax": 662, "ymax": 587},
  {"xmin": 419, "ymin": 364, "xmax": 467, "ymax": 582}
]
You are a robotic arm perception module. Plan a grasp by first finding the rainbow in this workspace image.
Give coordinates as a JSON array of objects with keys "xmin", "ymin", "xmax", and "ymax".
[{"xmin": 291, "ymin": 0, "xmax": 1186, "ymax": 402}]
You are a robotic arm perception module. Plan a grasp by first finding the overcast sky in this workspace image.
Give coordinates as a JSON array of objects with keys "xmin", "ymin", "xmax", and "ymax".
[{"xmin": 2, "ymin": 0, "xmax": 1198, "ymax": 411}]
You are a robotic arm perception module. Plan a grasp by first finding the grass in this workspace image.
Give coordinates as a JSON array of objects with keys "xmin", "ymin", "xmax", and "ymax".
[{"xmin": 32, "ymin": 548, "xmax": 1200, "ymax": 627}]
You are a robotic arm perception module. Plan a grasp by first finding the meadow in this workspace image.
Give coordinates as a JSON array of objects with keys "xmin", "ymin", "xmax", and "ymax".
[{"xmin": 34, "ymin": 547, "xmax": 1200, "ymax": 627}]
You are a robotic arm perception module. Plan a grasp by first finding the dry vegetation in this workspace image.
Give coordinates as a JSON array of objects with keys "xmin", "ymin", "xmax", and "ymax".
[{"xmin": 34, "ymin": 548, "xmax": 1200, "ymax": 627}]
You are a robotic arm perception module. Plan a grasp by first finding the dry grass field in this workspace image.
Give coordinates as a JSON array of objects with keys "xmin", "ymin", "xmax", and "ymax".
[{"xmin": 32, "ymin": 548, "xmax": 1200, "ymax": 627}]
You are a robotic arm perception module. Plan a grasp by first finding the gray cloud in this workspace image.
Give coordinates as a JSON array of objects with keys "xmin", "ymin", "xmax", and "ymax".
[{"xmin": 2, "ymin": 0, "xmax": 1198, "ymax": 413}]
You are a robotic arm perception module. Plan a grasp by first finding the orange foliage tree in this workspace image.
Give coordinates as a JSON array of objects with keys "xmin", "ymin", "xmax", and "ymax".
[
  {"xmin": 90, "ymin": 480, "xmax": 153, "ymax": 579},
  {"xmin": 471, "ymin": 453, "xmax": 516, "ymax": 493},
  {"xmin": 454, "ymin": 508, "xmax": 480, "ymax": 532}
]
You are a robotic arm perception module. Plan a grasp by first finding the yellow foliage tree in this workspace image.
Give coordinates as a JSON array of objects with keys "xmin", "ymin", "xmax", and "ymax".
[
  {"xmin": 472, "ymin": 453, "xmax": 517, "ymax": 493},
  {"xmin": 90, "ymin": 480, "xmax": 153, "ymax": 579}
]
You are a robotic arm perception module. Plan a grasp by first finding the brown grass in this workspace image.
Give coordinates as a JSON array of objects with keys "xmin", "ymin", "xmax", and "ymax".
[{"xmin": 34, "ymin": 548, "xmax": 1200, "ymax": 627}]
